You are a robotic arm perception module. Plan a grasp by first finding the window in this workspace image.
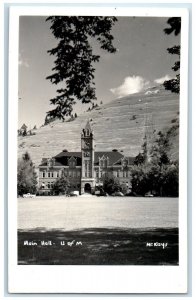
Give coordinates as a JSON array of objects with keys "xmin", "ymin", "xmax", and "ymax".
[
  {"xmin": 43, "ymin": 172, "xmax": 45, "ymax": 178},
  {"xmin": 101, "ymin": 159, "xmax": 108, "ymax": 168},
  {"xmin": 56, "ymin": 172, "xmax": 59, "ymax": 178},
  {"xmin": 68, "ymin": 157, "xmax": 76, "ymax": 168},
  {"xmin": 84, "ymin": 160, "xmax": 90, "ymax": 178},
  {"xmin": 51, "ymin": 172, "xmax": 54, "ymax": 178},
  {"xmin": 48, "ymin": 172, "xmax": 50, "ymax": 178},
  {"xmin": 100, "ymin": 160, "xmax": 104, "ymax": 167}
]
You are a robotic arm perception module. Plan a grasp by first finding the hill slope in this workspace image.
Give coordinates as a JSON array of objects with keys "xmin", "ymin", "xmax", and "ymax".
[{"xmin": 18, "ymin": 85, "xmax": 179, "ymax": 167}]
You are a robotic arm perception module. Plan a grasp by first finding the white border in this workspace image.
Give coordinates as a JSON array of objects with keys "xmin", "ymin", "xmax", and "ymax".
[{"xmin": 8, "ymin": 6, "xmax": 189, "ymax": 294}]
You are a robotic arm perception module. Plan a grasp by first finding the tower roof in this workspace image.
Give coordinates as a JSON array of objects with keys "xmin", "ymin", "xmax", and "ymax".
[
  {"xmin": 84, "ymin": 120, "xmax": 92, "ymax": 132},
  {"xmin": 81, "ymin": 120, "xmax": 93, "ymax": 137}
]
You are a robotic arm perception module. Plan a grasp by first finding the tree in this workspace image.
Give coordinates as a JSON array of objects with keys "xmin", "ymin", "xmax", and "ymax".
[
  {"xmin": 46, "ymin": 16, "xmax": 117, "ymax": 120},
  {"xmin": 131, "ymin": 164, "xmax": 150, "ymax": 196},
  {"xmin": 161, "ymin": 162, "xmax": 179, "ymax": 196},
  {"xmin": 131, "ymin": 129, "xmax": 179, "ymax": 196},
  {"xmin": 163, "ymin": 17, "xmax": 181, "ymax": 94},
  {"xmin": 102, "ymin": 173, "xmax": 121, "ymax": 195},
  {"xmin": 134, "ymin": 139, "xmax": 148, "ymax": 165},
  {"xmin": 52, "ymin": 170, "xmax": 70, "ymax": 195},
  {"xmin": 17, "ymin": 152, "xmax": 37, "ymax": 196}
]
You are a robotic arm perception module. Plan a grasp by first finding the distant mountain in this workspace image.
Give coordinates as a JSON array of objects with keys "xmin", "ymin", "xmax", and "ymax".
[{"xmin": 18, "ymin": 85, "xmax": 179, "ymax": 167}]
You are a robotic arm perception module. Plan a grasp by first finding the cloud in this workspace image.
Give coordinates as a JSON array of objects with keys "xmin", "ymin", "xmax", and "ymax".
[
  {"xmin": 145, "ymin": 89, "xmax": 160, "ymax": 95},
  {"xmin": 110, "ymin": 76, "xmax": 150, "ymax": 98},
  {"xmin": 154, "ymin": 74, "xmax": 172, "ymax": 84}
]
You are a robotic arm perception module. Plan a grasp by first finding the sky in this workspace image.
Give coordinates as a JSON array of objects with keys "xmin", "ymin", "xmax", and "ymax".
[{"xmin": 18, "ymin": 16, "xmax": 180, "ymax": 128}]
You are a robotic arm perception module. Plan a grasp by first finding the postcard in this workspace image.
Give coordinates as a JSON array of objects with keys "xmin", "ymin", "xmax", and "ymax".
[{"xmin": 8, "ymin": 4, "xmax": 189, "ymax": 294}]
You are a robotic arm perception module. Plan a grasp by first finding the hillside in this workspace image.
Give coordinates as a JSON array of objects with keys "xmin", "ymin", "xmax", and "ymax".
[{"xmin": 18, "ymin": 85, "xmax": 179, "ymax": 167}]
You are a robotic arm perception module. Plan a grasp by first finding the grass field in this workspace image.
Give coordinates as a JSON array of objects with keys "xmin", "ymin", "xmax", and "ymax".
[
  {"xmin": 18, "ymin": 227, "xmax": 178, "ymax": 265},
  {"xmin": 18, "ymin": 196, "xmax": 178, "ymax": 265}
]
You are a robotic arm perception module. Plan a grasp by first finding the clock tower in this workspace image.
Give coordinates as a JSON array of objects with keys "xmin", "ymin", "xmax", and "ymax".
[{"xmin": 81, "ymin": 120, "xmax": 95, "ymax": 194}]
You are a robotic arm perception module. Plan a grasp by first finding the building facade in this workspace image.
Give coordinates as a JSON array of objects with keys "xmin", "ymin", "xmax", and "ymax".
[{"xmin": 38, "ymin": 121, "xmax": 134, "ymax": 195}]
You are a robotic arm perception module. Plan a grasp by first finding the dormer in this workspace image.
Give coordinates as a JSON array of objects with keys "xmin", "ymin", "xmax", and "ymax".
[
  {"xmin": 99, "ymin": 155, "xmax": 109, "ymax": 168},
  {"xmin": 68, "ymin": 156, "xmax": 77, "ymax": 168},
  {"xmin": 121, "ymin": 157, "xmax": 128, "ymax": 170},
  {"xmin": 47, "ymin": 158, "xmax": 55, "ymax": 167}
]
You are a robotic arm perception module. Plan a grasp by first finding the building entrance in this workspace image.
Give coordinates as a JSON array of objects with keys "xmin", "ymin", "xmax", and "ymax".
[{"xmin": 84, "ymin": 183, "xmax": 91, "ymax": 194}]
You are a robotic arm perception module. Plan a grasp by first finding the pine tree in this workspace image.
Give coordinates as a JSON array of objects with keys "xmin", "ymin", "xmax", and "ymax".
[
  {"xmin": 17, "ymin": 152, "xmax": 37, "ymax": 196},
  {"xmin": 46, "ymin": 16, "xmax": 117, "ymax": 120}
]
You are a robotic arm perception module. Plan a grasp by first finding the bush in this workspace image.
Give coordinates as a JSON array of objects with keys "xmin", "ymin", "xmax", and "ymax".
[
  {"xmin": 52, "ymin": 171, "xmax": 70, "ymax": 195},
  {"xmin": 102, "ymin": 174, "xmax": 121, "ymax": 195}
]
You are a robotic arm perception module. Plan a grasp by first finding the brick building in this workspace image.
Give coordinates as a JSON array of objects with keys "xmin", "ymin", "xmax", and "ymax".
[{"xmin": 38, "ymin": 121, "xmax": 134, "ymax": 195}]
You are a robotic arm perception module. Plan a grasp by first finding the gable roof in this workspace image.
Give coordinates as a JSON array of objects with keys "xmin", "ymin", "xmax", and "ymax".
[
  {"xmin": 55, "ymin": 152, "xmax": 82, "ymax": 166},
  {"xmin": 55, "ymin": 151, "xmax": 82, "ymax": 158},
  {"xmin": 39, "ymin": 151, "xmax": 135, "ymax": 167},
  {"xmin": 39, "ymin": 158, "xmax": 65, "ymax": 167},
  {"xmin": 94, "ymin": 151, "xmax": 124, "ymax": 165}
]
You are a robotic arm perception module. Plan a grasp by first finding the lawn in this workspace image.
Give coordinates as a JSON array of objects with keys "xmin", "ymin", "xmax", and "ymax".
[
  {"xmin": 18, "ymin": 196, "xmax": 178, "ymax": 265},
  {"xmin": 18, "ymin": 227, "xmax": 178, "ymax": 265}
]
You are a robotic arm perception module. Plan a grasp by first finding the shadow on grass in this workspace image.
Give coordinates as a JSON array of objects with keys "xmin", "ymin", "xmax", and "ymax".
[{"xmin": 18, "ymin": 227, "xmax": 178, "ymax": 265}]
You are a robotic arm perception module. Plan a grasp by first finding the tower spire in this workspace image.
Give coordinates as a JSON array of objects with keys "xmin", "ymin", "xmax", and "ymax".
[{"xmin": 82, "ymin": 119, "xmax": 93, "ymax": 138}]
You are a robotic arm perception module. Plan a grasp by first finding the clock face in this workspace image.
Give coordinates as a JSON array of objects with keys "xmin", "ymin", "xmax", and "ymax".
[
  {"xmin": 83, "ymin": 139, "xmax": 91, "ymax": 149},
  {"xmin": 84, "ymin": 151, "xmax": 90, "ymax": 157}
]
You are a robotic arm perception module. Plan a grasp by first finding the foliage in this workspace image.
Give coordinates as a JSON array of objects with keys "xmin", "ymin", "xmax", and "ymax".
[
  {"xmin": 17, "ymin": 152, "xmax": 38, "ymax": 196},
  {"xmin": 46, "ymin": 16, "xmax": 117, "ymax": 120},
  {"xmin": 131, "ymin": 164, "xmax": 150, "ymax": 195},
  {"xmin": 134, "ymin": 139, "xmax": 147, "ymax": 165},
  {"xmin": 131, "ymin": 130, "xmax": 179, "ymax": 196},
  {"xmin": 149, "ymin": 131, "xmax": 171, "ymax": 166},
  {"xmin": 52, "ymin": 170, "xmax": 70, "ymax": 195},
  {"xmin": 163, "ymin": 17, "xmax": 181, "ymax": 94},
  {"xmin": 120, "ymin": 183, "xmax": 129, "ymax": 195},
  {"xmin": 102, "ymin": 173, "xmax": 122, "ymax": 195}
]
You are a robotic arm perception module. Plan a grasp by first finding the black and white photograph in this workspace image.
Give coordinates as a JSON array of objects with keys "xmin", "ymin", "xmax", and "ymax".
[{"xmin": 8, "ymin": 5, "xmax": 189, "ymax": 294}]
